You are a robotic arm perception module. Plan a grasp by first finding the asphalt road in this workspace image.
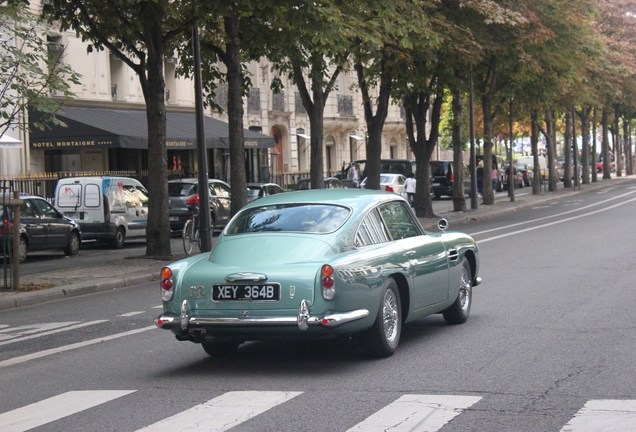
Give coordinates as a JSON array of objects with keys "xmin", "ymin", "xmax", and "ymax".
[{"xmin": 1, "ymin": 179, "xmax": 636, "ymax": 431}]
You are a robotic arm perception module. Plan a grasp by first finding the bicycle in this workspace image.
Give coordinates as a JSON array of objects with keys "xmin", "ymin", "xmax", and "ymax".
[{"xmin": 182, "ymin": 205, "xmax": 201, "ymax": 255}]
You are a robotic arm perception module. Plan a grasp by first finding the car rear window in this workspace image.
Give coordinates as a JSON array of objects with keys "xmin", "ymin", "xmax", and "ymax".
[
  {"xmin": 430, "ymin": 162, "xmax": 448, "ymax": 176},
  {"xmin": 227, "ymin": 204, "xmax": 350, "ymax": 234},
  {"xmin": 246, "ymin": 187, "xmax": 261, "ymax": 198},
  {"xmin": 168, "ymin": 183, "xmax": 197, "ymax": 197}
]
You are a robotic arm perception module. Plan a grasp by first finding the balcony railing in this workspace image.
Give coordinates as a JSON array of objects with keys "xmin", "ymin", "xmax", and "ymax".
[{"xmin": 248, "ymin": 87, "xmax": 260, "ymax": 110}]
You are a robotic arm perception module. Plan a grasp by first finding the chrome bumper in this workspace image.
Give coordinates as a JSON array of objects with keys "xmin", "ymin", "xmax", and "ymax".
[{"xmin": 155, "ymin": 299, "xmax": 369, "ymax": 332}]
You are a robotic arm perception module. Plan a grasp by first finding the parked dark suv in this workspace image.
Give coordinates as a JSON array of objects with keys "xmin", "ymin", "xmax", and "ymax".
[{"xmin": 430, "ymin": 160, "xmax": 471, "ymax": 199}]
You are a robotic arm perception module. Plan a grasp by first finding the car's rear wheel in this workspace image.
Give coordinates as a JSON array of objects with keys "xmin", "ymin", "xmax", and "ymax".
[
  {"xmin": 64, "ymin": 231, "xmax": 80, "ymax": 256},
  {"xmin": 201, "ymin": 340, "xmax": 240, "ymax": 357},
  {"xmin": 18, "ymin": 236, "xmax": 28, "ymax": 263},
  {"xmin": 111, "ymin": 226, "xmax": 125, "ymax": 249},
  {"xmin": 363, "ymin": 277, "xmax": 401, "ymax": 358},
  {"xmin": 443, "ymin": 259, "xmax": 472, "ymax": 324}
]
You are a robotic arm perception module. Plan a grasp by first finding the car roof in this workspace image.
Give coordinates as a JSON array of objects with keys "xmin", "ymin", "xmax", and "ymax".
[
  {"xmin": 168, "ymin": 178, "xmax": 227, "ymax": 185},
  {"xmin": 247, "ymin": 188, "xmax": 404, "ymax": 214},
  {"xmin": 247, "ymin": 182, "xmax": 281, "ymax": 187}
]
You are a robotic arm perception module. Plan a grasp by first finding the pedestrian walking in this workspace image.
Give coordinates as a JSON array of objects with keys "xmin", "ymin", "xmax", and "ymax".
[
  {"xmin": 404, "ymin": 173, "xmax": 416, "ymax": 206},
  {"xmin": 476, "ymin": 161, "xmax": 484, "ymax": 197},
  {"xmin": 352, "ymin": 163, "xmax": 361, "ymax": 188},
  {"xmin": 491, "ymin": 163, "xmax": 499, "ymax": 192}
]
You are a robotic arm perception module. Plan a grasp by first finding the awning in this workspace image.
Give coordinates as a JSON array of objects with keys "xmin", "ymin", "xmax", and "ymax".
[
  {"xmin": 29, "ymin": 106, "xmax": 275, "ymax": 150},
  {"xmin": 0, "ymin": 134, "xmax": 22, "ymax": 149}
]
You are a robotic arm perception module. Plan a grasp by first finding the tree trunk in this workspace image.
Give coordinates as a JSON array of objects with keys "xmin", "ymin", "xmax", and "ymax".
[
  {"xmin": 405, "ymin": 89, "xmax": 442, "ymax": 218},
  {"xmin": 356, "ymin": 56, "xmax": 391, "ymax": 191},
  {"xmin": 451, "ymin": 86, "xmax": 466, "ymax": 211},
  {"xmin": 624, "ymin": 117, "xmax": 633, "ymax": 175},
  {"xmin": 577, "ymin": 107, "xmax": 591, "ymax": 184},
  {"xmin": 614, "ymin": 105, "xmax": 622, "ymax": 177},
  {"xmin": 545, "ymin": 108, "xmax": 558, "ymax": 191},
  {"xmin": 592, "ymin": 108, "xmax": 598, "ymax": 182},
  {"xmin": 143, "ymin": 25, "xmax": 171, "ymax": 257},
  {"xmin": 530, "ymin": 110, "xmax": 541, "ymax": 194},
  {"xmin": 224, "ymin": 14, "xmax": 247, "ymax": 216},
  {"xmin": 481, "ymin": 96, "xmax": 494, "ymax": 205},
  {"xmin": 602, "ymin": 106, "xmax": 611, "ymax": 179},
  {"xmin": 564, "ymin": 109, "xmax": 572, "ymax": 188}
]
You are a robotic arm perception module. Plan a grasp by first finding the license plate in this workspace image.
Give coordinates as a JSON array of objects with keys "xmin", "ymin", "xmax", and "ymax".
[
  {"xmin": 169, "ymin": 216, "xmax": 178, "ymax": 221},
  {"xmin": 212, "ymin": 284, "xmax": 281, "ymax": 301},
  {"xmin": 432, "ymin": 183, "xmax": 440, "ymax": 187}
]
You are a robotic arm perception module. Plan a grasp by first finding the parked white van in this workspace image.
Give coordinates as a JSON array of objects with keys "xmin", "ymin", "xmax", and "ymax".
[
  {"xmin": 517, "ymin": 156, "xmax": 548, "ymax": 180},
  {"xmin": 54, "ymin": 176, "xmax": 148, "ymax": 248}
]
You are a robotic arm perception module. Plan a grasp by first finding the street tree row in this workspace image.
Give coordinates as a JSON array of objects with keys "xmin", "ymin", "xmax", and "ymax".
[{"xmin": 5, "ymin": 0, "xmax": 634, "ymax": 256}]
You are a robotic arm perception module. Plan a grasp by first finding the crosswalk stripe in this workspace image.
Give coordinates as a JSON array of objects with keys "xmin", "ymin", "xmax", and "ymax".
[
  {"xmin": 119, "ymin": 311, "xmax": 145, "ymax": 317},
  {"xmin": 0, "ymin": 320, "xmax": 109, "ymax": 346},
  {"xmin": 135, "ymin": 391, "xmax": 302, "ymax": 432},
  {"xmin": 0, "ymin": 390, "xmax": 136, "ymax": 432},
  {"xmin": 560, "ymin": 400, "xmax": 636, "ymax": 432},
  {"xmin": 346, "ymin": 394, "xmax": 482, "ymax": 432}
]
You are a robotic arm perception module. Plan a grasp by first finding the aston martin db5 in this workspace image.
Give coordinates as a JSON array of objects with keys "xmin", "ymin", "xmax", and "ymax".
[{"xmin": 155, "ymin": 189, "xmax": 481, "ymax": 358}]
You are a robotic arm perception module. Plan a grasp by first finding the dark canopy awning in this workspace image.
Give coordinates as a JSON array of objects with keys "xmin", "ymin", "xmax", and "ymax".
[{"xmin": 29, "ymin": 106, "xmax": 274, "ymax": 150}]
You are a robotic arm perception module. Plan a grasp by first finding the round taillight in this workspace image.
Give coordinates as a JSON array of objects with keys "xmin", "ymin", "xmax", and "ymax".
[
  {"xmin": 161, "ymin": 279, "xmax": 173, "ymax": 290},
  {"xmin": 321, "ymin": 265, "xmax": 333, "ymax": 277},
  {"xmin": 157, "ymin": 319, "xmax": 164, "ymax": 327},
  {"xmin": 322, "ymin": 277, "xmax": 334, "ymax": 288},
  {"xmin": 186, "ymin": 194, "xmax": 200, "ymax": 206},
  {"xmin": 161, "ymin": 267, "xmax": 172, "ymax": 279}
]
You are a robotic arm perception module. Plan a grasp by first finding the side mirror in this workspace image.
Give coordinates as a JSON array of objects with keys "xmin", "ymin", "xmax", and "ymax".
[{"xmin": 437, "ymin": 218, "xmax": 448, "ymax": 231}]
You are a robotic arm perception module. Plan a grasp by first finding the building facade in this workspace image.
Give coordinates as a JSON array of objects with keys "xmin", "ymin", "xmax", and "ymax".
[{"xmin": 3, "ymin": 1, "xmax": 414, "ymax": 187}]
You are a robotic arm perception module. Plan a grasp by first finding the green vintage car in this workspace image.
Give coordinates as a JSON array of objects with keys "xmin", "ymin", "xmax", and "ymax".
[{"xmin": 155, "ymin": 189, "xmax": 481, "ymax": 358}]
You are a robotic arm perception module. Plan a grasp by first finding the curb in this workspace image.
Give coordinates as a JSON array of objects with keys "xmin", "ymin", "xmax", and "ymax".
[{"xmin": 0, "ymin": 271, "xmax": 158, "ymax": 311}]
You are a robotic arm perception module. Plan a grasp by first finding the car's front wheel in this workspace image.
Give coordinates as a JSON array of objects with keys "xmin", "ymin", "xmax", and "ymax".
[
  {"xmin": 443, "ymin": 259, "xmax": 472, "ymax": 324},
  {"xmin": 363, "ymin": 277, "xmax": 401, "ymax": 358},
  {"xmin": 64, "ymin": 231, "xmax": 80, "ymax": 256}
]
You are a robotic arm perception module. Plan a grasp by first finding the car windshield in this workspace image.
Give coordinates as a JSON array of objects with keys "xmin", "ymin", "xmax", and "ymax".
[
  {"xmin": 246, "ymin": 187, "xmax": 261, "ymax": 198},
  {"xmin": 168, "ymin": 183, "xmax": 197, "ymax": 197},
  {"xmin": 227, "ymin": 204, "xmax": 350, "ymax": 234}
]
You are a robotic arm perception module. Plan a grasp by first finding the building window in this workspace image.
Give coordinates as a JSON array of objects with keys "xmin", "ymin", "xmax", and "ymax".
[
  {"xmin": 111, "ymin": 84, "xmax": 117, "ymax": 100},
  {"xmin": 338, "ymin": 95, "xmax": 353, "ymax": 116},
  {"xmin": 272, "ymin": 91, "xmax": 285, "ymax": 112},
  {"xmin": 248, "ymin": 87, "xmax": 260, "ymax": 110},
  {"xmin": 295, "ymin": 92, "xmax": 306, "ymax": 114}
]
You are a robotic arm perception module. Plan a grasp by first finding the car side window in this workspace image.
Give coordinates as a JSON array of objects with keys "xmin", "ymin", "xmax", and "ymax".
[
  {"xmin": 33, "ymin": 198, "xmax": 59, "ymax": 218},
  {"xmin": 355, "ymin": 209, "xmax": 390, "ymax": 247},
  {"xmin": 213, "ymin": 183, "xmax": 231, "ymax": 197},
  {"xmin": 378, "ymin": 201, "xmax": 421, "ymax": 240},
  {"xmin": 21, "ymin": 200, "xmax": 38, "ymax": 218}
]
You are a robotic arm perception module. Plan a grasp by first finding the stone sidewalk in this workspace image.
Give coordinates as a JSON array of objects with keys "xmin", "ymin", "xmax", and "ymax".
[{"xmin": 1, "ymin": 176, "xmax": 630, "ymax": 311}]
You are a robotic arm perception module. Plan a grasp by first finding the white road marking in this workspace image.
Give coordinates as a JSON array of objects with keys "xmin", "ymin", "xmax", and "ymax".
[
  {"xmin": 480, "ymin": 197, "xmax": 636, "ymax": 243},
  {"xmin": 135, "ymin": 391, "xmax": 303, "ymax": 432},
  {"xmin": 0, "ymin": 322, "xmax": 80, "ymax": 338},
  {"xmin": 0, "ymin": 326, "xmax": 155, "ymax": 369},
  {"xmin": 0, "ymin": 321, "xmax": 108, "ymax": 346},
  {"xmin": 471, "ymin": 189, "xmax": 636, "ymax": 237},
  {"xmin": 560, "ymin": 400, "xmax": 636, "ymax": 431},
  {"xmin": 0, "ymin": 390, "xmax": 136, "ymax": 432},
  {"xmin": 119, "ymin": 311, "xmax": 145, "ymax": 317},
  {"xmin": 347, "ymin": 394, "xmax": 482, "ymax": 432},
  {"xmin": 151, "ymin": 305, "xmax": 163, "ymax": 309}
]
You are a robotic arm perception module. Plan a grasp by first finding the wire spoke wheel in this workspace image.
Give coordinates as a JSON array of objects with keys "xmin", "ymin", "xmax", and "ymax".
[{"xmin": 182, "ymin": 219, "xmax": 194, "ymax": 255}]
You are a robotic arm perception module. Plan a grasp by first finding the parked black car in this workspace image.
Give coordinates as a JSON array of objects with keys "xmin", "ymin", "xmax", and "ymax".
[
  {"xmin": 430, "ymin": 160, "xmax": 471, "ymax": 199},
  {"xmin": 1, "ymin": 194, "xmax": 81, "ymax": 263},
  {"xmin": 167, "ymin": 178, "xmax": 232, "ymax": 234}
]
